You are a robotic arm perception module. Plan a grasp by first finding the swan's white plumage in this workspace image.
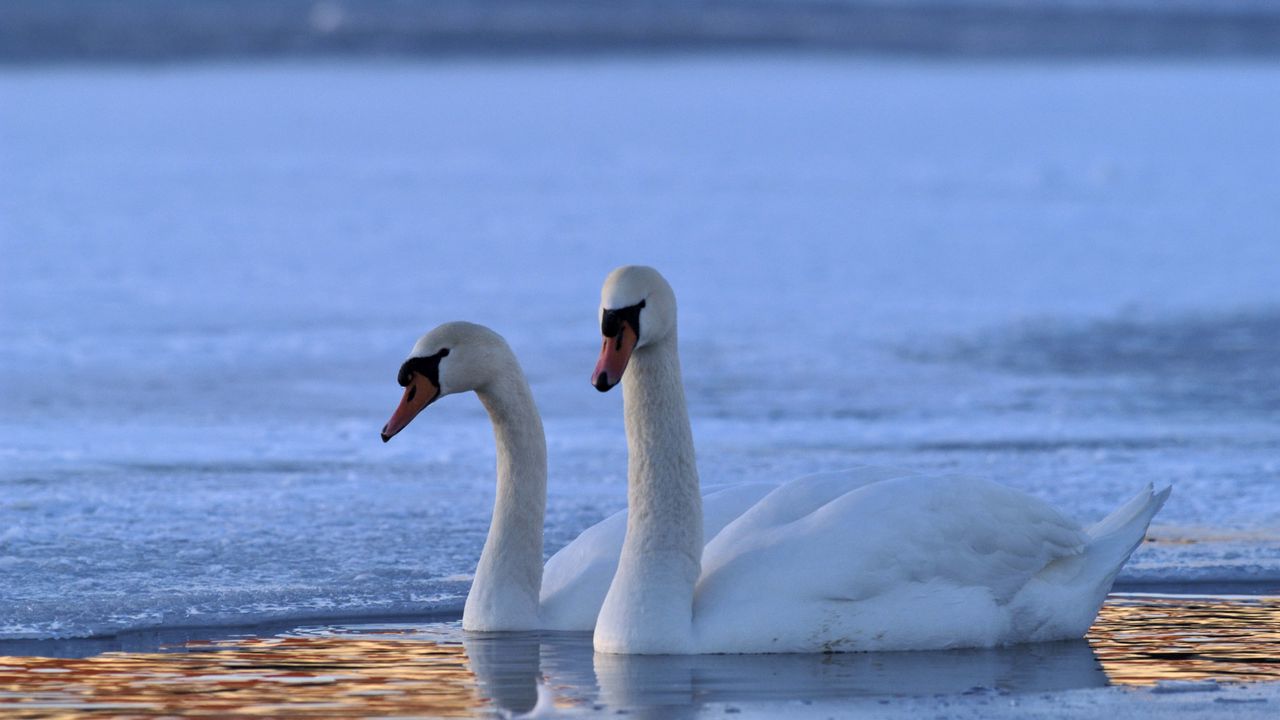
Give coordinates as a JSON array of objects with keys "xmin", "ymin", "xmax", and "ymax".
[
  {"xmin": 591, "ymin": 266, "xmax": 1171, "ymax": 654},
  {"xmin": 690, "ymin": 471, "xmax": 1143, "ymax": 653},
  {"xmin": 540, "ymin": 482, "xmax": 777, "ymax": 630}
]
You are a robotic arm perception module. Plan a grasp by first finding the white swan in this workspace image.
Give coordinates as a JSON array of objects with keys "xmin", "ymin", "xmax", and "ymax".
[
  {"xmin": 379, "ymin": 321, "xmax": 776, "ymax": 632},
  {"xmin": 589, "ymin": 265, "xmax": 1170, "ymax": 655}
]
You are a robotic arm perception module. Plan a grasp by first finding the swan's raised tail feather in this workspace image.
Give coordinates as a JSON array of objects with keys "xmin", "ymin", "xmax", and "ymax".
[
  {"xmin": 1017, "ymin": 484, "xmax": 1170, "ymax": 643},
  {"xmin": 1078, "ymin": 483, "xmax": 1171, "ymax": 595},
  {"xmin": 1087, "ymin": 483, "xmax": 1171, "ymax": 547}
]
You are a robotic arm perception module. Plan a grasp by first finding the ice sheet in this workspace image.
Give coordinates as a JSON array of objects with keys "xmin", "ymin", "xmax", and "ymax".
[{"xmin": 2, "ymin": 56, "xmax": 1278, "ymax": 639}]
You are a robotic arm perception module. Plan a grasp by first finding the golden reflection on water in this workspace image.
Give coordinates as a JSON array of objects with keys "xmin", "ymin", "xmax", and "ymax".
[
  {"xmin": 0, "ymin": 633, "xmax": 485, "ymax": 718},
  {"xmin": 0, "ymin": 595, "xmax": 1276, "ymax": 718},
  {"xmin": 1088, "ymin": 595, "xmax": 1280, "ymax": 685}
]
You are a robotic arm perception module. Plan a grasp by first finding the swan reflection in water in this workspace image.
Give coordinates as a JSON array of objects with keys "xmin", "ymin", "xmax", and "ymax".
[
  {"xmin": 463, "ymin": 630, "xmax": 1106, "ymax": 716},
  {"xmin": 0, "ymin": 624, "xmax": 1103, "ymax": 718},
  {"xmin": 466, "ymin": 593, "xmax": 1280, "ymax": 715}
]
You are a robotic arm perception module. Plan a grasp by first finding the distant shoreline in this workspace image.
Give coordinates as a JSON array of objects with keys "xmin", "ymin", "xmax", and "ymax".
[{"xmin": 3, "ymin": 0, "xmax": 1280, "ymax": 64}]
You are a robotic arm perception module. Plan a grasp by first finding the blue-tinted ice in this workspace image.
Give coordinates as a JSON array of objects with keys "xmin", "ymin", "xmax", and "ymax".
[{"xmin": 2, "ymin": 56, "xmax": 1279, "ymax": 640}]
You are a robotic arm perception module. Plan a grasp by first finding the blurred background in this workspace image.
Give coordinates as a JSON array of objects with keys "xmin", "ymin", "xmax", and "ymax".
[
  {"xmin": 1, "ymin": 0, "xmax": 1278, "ymax": 647},
  {"xmin": 4, "ymin": 0, "xmax": 1280, "ymax": 60}
]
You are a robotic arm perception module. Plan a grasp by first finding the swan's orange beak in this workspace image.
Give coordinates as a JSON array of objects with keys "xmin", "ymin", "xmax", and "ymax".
[
  {"xmin": 593, "ymin": 322, "xmax": 637, "ymax": 392},
  {"xmin": 381, "ymin": 374, "xmax": 439, "ymax": 442}
]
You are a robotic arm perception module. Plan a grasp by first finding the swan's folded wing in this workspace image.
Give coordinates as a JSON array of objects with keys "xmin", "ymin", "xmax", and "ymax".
[
  {"xmin": 701, "ymin": 466, "xmax": 919, "ymax": 551},
  {"xmin": 539, "ymin": 505, "xmax": 629, "ymax": 630},
  {"xmin": 695, "ymin": 474, "xmax": 1087, "ymax": 614}
]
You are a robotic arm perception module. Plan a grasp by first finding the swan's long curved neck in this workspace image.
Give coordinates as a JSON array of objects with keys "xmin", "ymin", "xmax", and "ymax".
[
  {"xmin": 463, "ymin": 368, "xmax": 547, "ymax": 631},
  {"xmin": 597, "ymin": 331, "xmax": 703, "ymax": 652}
]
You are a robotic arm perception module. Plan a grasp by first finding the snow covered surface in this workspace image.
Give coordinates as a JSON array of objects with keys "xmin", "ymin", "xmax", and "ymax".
[{"xmin": 1, "ymin": 56, "xmax": 1278, "ymax": 641}]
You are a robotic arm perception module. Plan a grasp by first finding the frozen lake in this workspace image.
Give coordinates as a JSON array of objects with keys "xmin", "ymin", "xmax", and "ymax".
[{"xmin": 1, "ymin": 55, "xmax": 1279, "ymax": 641}]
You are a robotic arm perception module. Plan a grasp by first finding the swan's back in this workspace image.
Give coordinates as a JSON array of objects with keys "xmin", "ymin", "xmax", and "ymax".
[
  {"xmin": 689, "ymin": 473, "xmax": 1156, "ymax": 653},
  {"xmin": 699, "ymin": 466, "xmax": 919, "ymax": 573}
]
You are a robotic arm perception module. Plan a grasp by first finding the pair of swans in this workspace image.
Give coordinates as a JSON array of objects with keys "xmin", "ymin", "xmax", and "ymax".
[{"xmin": 380, "ymin": 265, "xmax": 1169, "ymax": 655}]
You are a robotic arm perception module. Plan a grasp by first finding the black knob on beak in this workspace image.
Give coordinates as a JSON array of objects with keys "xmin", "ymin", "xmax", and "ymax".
[{"xmin": 594, "ymin": 372, "xmax": 613, "ymax": 392}]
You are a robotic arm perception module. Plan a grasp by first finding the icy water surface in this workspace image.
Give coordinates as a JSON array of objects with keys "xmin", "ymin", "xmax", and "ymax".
[
  {"xmin": 1, "ymin": 595, "xmax": 1278, "ymax": 718},
  {"xmin": 2, "ymin": 56, "xmax": 1279, "ymax": 639}
]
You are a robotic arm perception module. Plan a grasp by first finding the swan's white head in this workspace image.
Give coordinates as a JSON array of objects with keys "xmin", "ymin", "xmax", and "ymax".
[
  {"xmin": 592, "ymin": 265, "xmax": 677, "ymax": 392},
  {"xmin": 381, "ymin": 321, "xmax": 513, "ymax": 442}
]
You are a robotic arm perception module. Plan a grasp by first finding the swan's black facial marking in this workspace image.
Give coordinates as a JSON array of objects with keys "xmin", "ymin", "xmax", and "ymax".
[
  {"xmin": 397, "ymin": 348, "xmax": 450, "ymax": 389},
  {"xmin": 601, "ymin": 300, "xmax": 644, "ymax": 348}
]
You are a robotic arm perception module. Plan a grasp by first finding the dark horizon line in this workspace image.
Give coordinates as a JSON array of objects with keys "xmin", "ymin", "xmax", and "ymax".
[{"xmin": 3, "ymin": 0, "xmax": 1280, "ymax": 64}]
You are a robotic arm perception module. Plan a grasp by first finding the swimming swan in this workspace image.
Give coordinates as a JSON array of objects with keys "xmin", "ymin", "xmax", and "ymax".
[
  {"xmin": 380, "ymin": 321, "xmax": 775, "ymax": 631},
  {"xmin": 589, "ymin": 265, "xmax": 1170, "ymax": 654}
]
